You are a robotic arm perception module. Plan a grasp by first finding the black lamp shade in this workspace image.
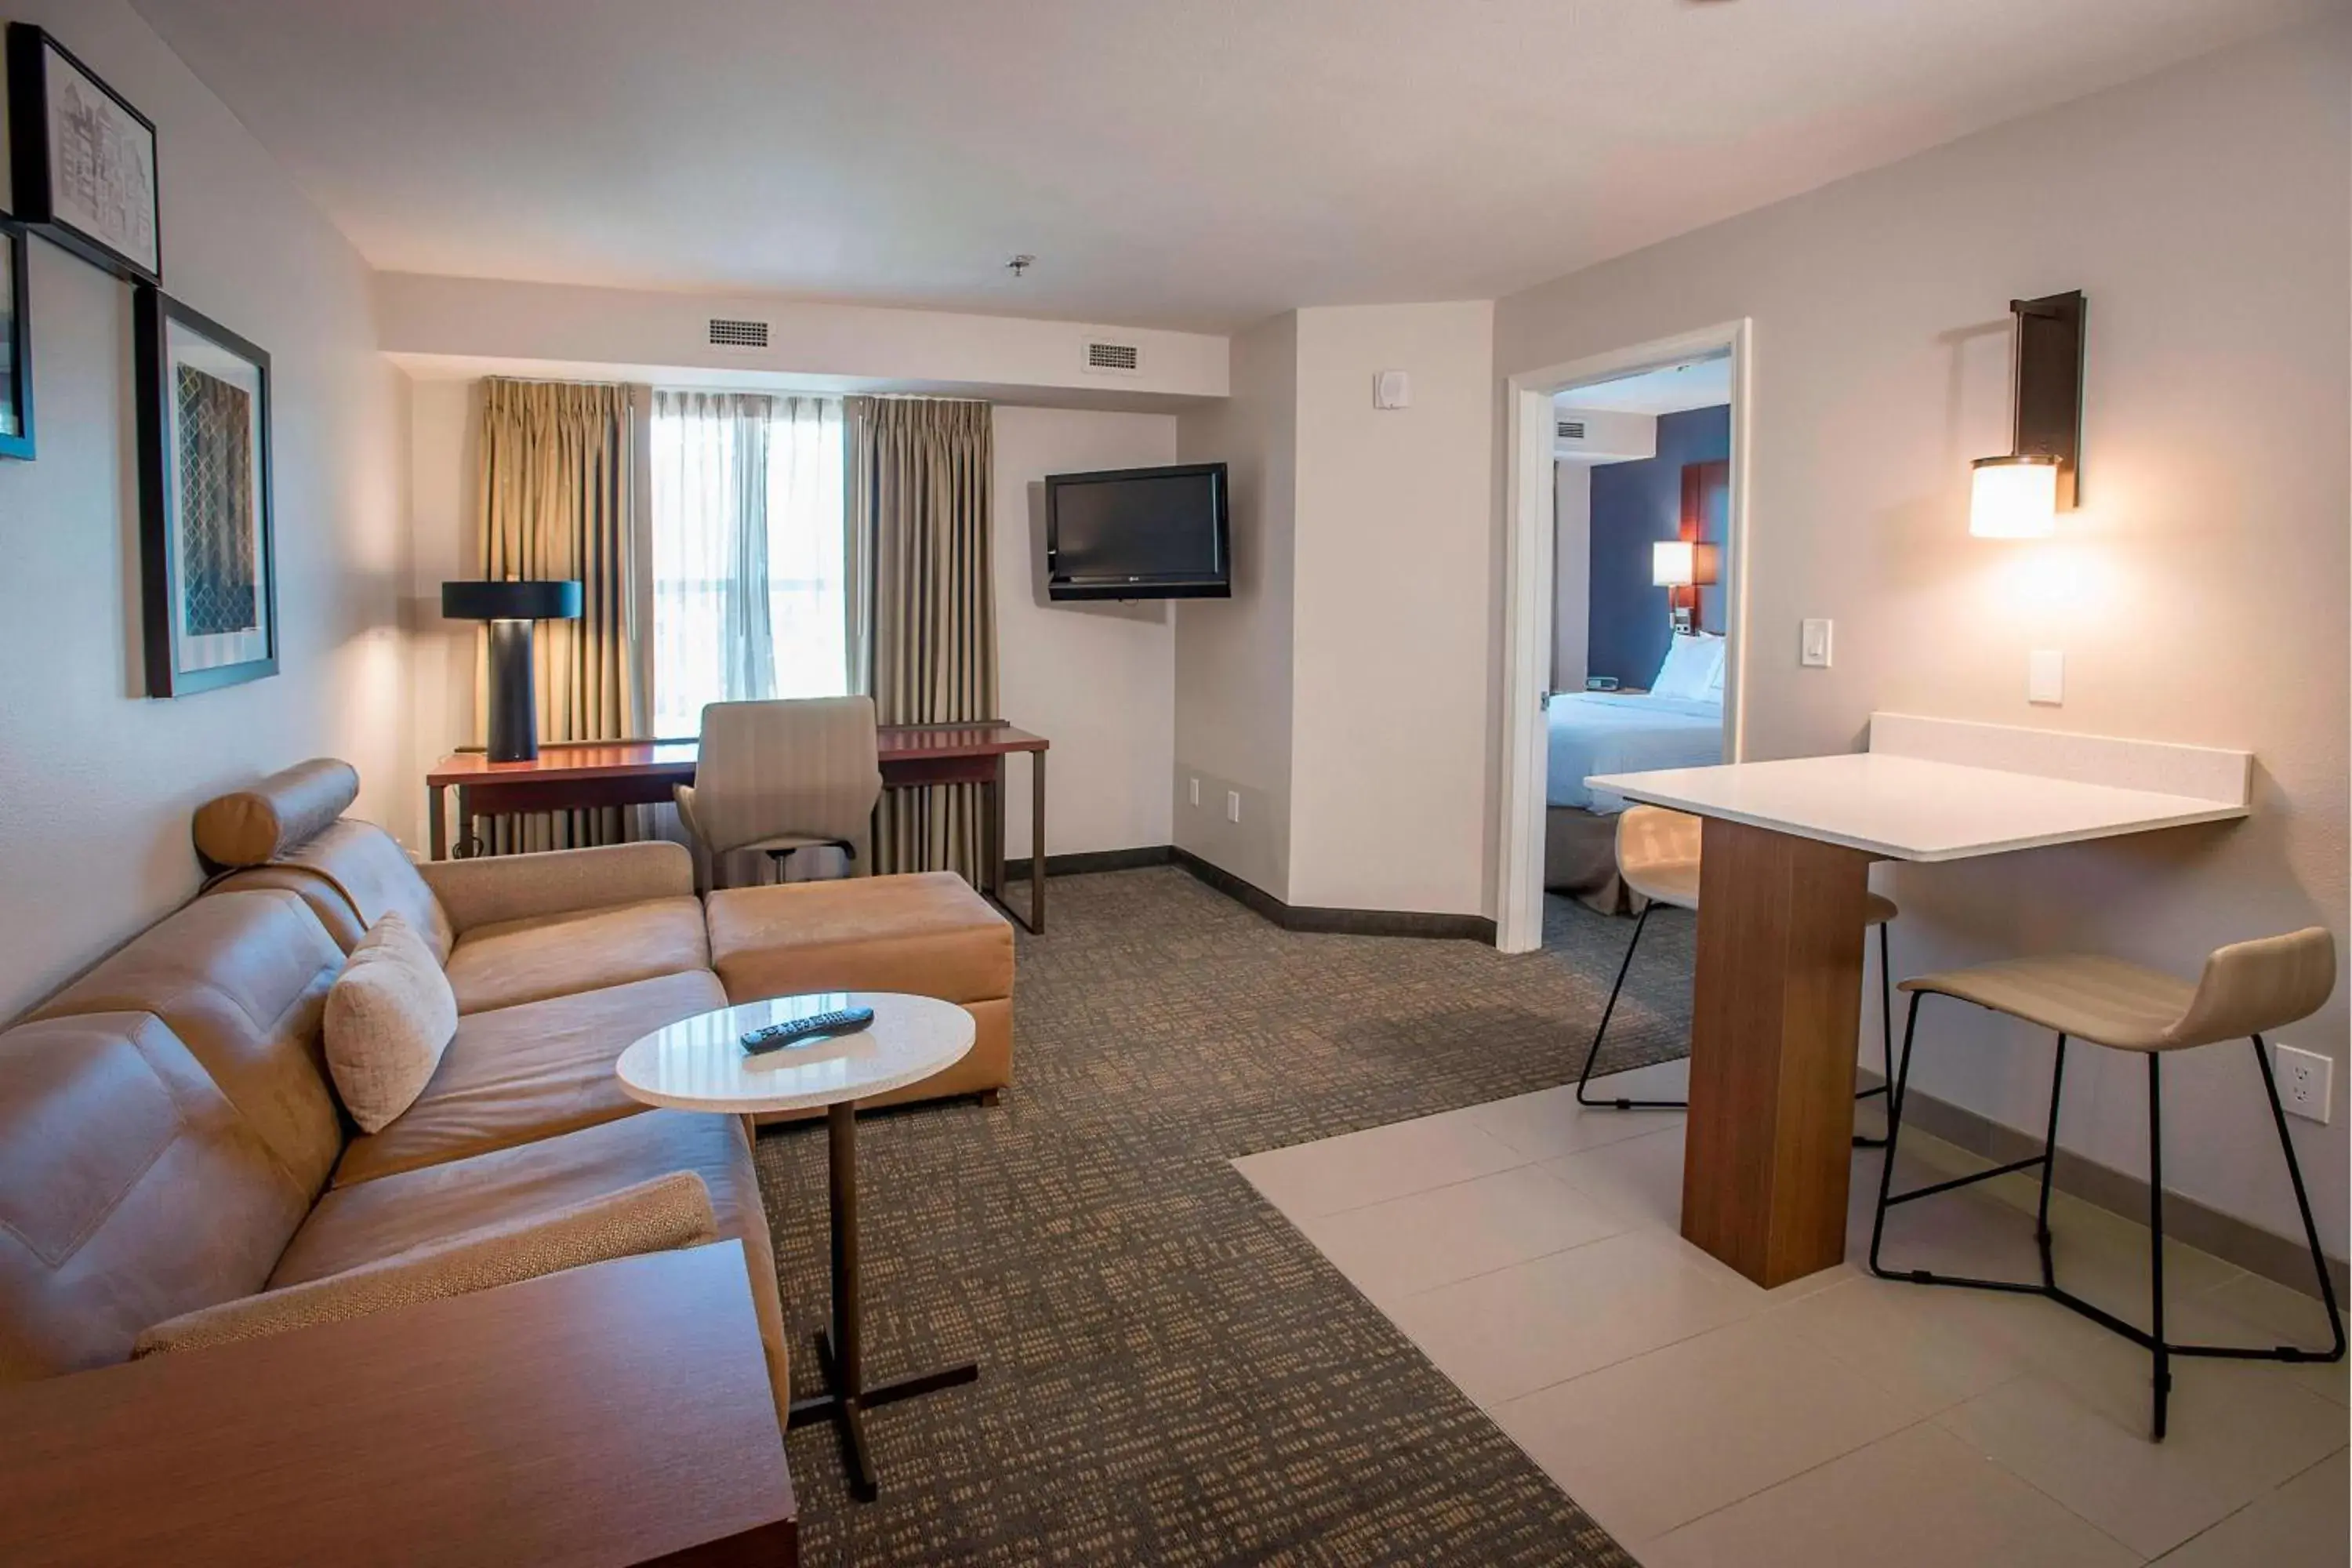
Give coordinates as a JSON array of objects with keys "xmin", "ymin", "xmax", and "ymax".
[{"xmin": 441, "ymin": 579, "xmax": 583, "ymax": 622}]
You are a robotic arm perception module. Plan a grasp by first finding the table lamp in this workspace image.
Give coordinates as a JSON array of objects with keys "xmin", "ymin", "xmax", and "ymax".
[{"xmin": 441, "ymin": 579, "xmax": 583, "ymax": 762}]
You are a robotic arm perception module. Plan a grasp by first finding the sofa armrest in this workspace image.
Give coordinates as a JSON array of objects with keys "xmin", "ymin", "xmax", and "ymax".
[{"xmin": 417, "ymin": 841, "xmax": 695, "ymax": 936}]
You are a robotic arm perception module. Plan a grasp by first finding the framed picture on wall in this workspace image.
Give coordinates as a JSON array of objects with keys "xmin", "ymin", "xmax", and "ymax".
[
  {"xmin": 5, "ymin": 24, "xmax": 162, "ymax": 285},
  {"xmin": 135, "ymin": 288, "xmax": 277, "ymax": 696},
  {"xmin": 0, "ymin": 218, "xmax": 32, "ymax": 461}
]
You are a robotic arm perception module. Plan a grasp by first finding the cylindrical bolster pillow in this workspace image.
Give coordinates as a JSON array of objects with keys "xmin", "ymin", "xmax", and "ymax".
[{"xmin": 194, "ymin": 759, "xmax": 361, "ymax": 868}]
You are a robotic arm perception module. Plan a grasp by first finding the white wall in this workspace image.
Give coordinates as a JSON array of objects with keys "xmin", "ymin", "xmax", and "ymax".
[
  {"xmin": 1287, "ymin": 303, "xmax": 1496, "ymax": 914},
  {"xmin": 1174, "ymin": 314, "xmax": 1298, "ymax": 897},
  {"xmin": 404, "ymin": 378, "xmax": 477, "ymax": 847},
  {"xmin": 1552, "ymin": 463, "xmax": 1592, "ymax": 691},
  {"xmin": 991, "ymin": 405, "xmax": 1178, "ymax": 861},
  {"xmin": 0, "ymin": 1, "xmax": 407, "ymax": 1020},
  {"xmin": 380, "ymin": 274, "xmax": 1228, "ymax": 406},
  {"xmin": 1494, "ymin": 20, "xmax": 2350, "ymax": 1251}
]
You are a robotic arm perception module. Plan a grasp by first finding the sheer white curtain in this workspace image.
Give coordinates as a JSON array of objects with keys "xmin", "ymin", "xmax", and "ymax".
[{"xmin": 649, "ymin": 391, "xmax": 847, "ymax": 737}]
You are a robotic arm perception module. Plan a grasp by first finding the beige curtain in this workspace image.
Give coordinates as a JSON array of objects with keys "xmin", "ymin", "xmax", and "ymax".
[
  {"xmin": 474, "ymin": 378, "xmax": 650, "ymax": 853},
  {"xmin": 846, "ymin": 396, "xmax": 996, "ymax": 881}
]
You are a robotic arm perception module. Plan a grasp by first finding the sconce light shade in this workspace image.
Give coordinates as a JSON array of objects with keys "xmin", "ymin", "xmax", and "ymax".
[
  {"xmin": 1652, "ymin": 539, "xmax": 1697, "ymax": 587},
  {"xmin": 1969, "ymin": 454, "xmax": 2059, "ymax": 539}
]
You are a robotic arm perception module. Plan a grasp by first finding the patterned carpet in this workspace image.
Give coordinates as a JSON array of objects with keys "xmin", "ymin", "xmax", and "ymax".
[{"xmin": 751, "ymin": 866, "xmax": 1696, "ymax": 1566}]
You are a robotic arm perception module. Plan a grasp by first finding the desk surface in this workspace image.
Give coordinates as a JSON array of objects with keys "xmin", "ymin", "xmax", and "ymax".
[
  {"xmin": 1587, "ymin": 751, "xmax": 2249, "ymax": 862},
  {"xmin": 0, "ymin": 1244, "xmax": 796, "ymax": 1568},
  {"xmin": 430, "ymin": 722, "xmax": 1046, "ymax": 786}
]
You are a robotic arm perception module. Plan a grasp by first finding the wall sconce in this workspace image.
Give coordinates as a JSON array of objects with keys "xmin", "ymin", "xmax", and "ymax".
[
  {"xmin": 1970, "ymin": 289, "xmax": 2085, "ymax": 539},
  {"xmin": 1652, "ymin": 539, "xmax": 1719, "ymax": 632}
]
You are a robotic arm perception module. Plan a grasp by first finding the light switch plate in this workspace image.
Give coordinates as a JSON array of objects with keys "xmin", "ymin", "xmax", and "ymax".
[
  {"xmin": 1800, "ymin": 619, "xmax": 1832, "ymax": 668},
  {"xmin": 1225, "ymin": 789, "xmax": 1242, "ymax": 823},
  {"xmin": 2276, "ymin": 1042, "xmax": 2332, "ymax": 1123},
  {"xmin": 2028, "ymin": 649, "xmax": 2064, "ymax": 705},
  {"xmin": 1188, "ymin": 777, "xmax": 1200, "ymax": 808},
  {"xmin": 1374, "ymin": 369, "xmax": 1410, "ymax": 409}
]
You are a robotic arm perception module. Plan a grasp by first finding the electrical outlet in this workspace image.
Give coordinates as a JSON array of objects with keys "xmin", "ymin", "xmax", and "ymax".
[
  {"xmin": 2275, "ymin": 1042, "xmax": 2332, "ymax": 1124},
  {"xmin": 1225, "ymin": 790, "xmax": 1242, "ymax": 824},
  {"xmin": 1188, "ymin": 776, "xmax": 1200, "ymax": 808}
]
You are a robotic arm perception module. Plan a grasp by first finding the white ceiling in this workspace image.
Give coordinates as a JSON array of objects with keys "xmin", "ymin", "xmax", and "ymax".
[
  {"xmin": 1557, "ymin": 355, "xmax": 1733, "ymax": 416},
  {"xmin": 132, "ymin": 0, "xmax": 2321, "ymax": 332}
]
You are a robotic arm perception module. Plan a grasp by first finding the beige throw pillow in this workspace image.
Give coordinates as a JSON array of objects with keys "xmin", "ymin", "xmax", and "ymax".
[
  {"xmin": 132, "ymin": 1172, "xmax": 720, "ymax": 1357},
  {"xmin": 324, "ymin": 911, "xmax": 456, "ymax": 1132}
]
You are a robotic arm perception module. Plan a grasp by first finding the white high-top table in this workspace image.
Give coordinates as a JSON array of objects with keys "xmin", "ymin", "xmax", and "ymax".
[{"xmin": 1588, "ymin": 713, "xmax": 2251, "ymax": 1288}]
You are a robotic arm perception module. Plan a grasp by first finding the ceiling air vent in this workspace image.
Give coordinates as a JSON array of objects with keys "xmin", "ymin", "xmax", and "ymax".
[
  {"xmin": 1556, "ymin": 419, "xmax": 1587, "ymax": 441},
  {"xmin": 1083, "ymin": 337, "xmax": 1143, "ymax": 376},
  {"xmin": 707, "ymin": 317, "xmax": 771, "ymax": 350}
]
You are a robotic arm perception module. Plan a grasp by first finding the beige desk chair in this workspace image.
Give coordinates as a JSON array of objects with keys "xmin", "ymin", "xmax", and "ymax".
[
  {"xmin": 1869, "ymin": 927, "xmax": 2346, "ymax": 1442},
  {"xmin": 677, "ymin": 697, "xmax": 882, "ymax": 890},
  {"xmin": 1576, "ymin": 805, "xmax": 1901, "ymax": 1146}
]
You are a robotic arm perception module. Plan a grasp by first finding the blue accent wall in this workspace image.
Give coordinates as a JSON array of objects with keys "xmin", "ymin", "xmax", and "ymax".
[{"xmin": 1586, "ymin": 404, "xmax": 1730, "ymax": 688}]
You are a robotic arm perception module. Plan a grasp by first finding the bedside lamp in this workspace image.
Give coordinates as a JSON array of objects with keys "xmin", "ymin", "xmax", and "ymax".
[
  {"xmin": 441, "ymin": 579, "xmax": 583, "ymax": 762},
  {"xmin": 1652, "ymin": 540, "xmax": 1717, "ymax": 633}
]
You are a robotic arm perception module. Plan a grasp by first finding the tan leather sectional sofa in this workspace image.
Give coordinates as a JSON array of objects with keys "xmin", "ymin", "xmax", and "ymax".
[{"xmin": 0, "ymin": 760, "xmax": 1014, "ymax": 1419}]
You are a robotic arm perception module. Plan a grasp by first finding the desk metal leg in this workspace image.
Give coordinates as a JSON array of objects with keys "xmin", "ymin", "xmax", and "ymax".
[
  {"xmin": 787, "ymin": 1101, "xmax": 978, "ymax": 1501},
  {"xmin": 427, "ymin": 785, "xmax": 447, "ymax": 861},
  {"xmin": 1030, "ymin": 751, "xmax": 1046, "ymax": 934}
]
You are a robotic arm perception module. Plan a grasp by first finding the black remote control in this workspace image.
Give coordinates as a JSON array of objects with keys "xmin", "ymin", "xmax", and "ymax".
[{"xmin": 741, "ymin": 1006, "xmax": 876, "ymax": 1054}]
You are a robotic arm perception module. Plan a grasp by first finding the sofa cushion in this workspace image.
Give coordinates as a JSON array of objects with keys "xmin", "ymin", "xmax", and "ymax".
[
  {"xmin": 324, "ymin": 913, "xmax": 458, "ymax": 1134},
  {"xmin": 29, "ymin": 890, "xmax": 347, "ymax": 1200},
  {"xmin": 443, "ymin": 896, "xmax": 711, "ymax": 1015},
  {"xmin": 209, "ymin": 818, "xmax": 455, "ymax": 962},
  {"xmin": 333, "ymin": 968, "xmax": 726, "ymax": 1187},
  {"xmin": 0, "ymin": 1013, "xmax": 309, "ymax": 1381},
  {"xmin": 276, "ymin": 1109, "xmax": 789, "ymax": 1423},
  {"xmin": 706, "ymin": 872, "xmax": 1014, "ymax": 1007},
  {"xmin": 135, "ymin": 1172, "xmax": 718, "ymax": 1357}
]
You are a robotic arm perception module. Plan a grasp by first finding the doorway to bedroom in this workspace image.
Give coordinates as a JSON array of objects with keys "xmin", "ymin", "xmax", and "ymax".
[{"xmin": 1542, "ymin": 352, "xmax": 1733, "ymax": 924}]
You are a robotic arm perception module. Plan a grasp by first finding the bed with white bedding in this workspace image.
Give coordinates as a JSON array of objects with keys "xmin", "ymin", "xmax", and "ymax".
[{"xmin": 1545, "ymin": 691, "xmax": 1724, "ymax": 812}]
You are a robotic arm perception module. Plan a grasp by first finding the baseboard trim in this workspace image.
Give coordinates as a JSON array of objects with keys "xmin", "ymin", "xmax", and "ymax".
[
  {"xmin": 1867, "ymin": 1071, "xmax": 2350, "ymax": 1301},
  {"xmin": 1002, "ymin": 845, "xmax": 1174, "ymax": 880},
  {"xmin": 1170, "ymin": 848, "xmax": 1497, "ymax": 942}
]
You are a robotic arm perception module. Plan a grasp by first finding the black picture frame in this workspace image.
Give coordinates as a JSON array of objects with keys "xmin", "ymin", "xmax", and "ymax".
[
  {"xmin": 135, "ymin": 287, "xmax": 278, "ymax": 697},
  {"xmin": 6, "ymin": 24, "xmax": 162, "ymax": 285},
  {"xmin": 0, "ymin": 218, "xmax": 31, "ymax": 461}
]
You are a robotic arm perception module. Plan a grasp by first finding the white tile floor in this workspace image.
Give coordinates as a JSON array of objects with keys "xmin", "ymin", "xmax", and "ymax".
[{"xmin": 1234, "ymin": 1062, "xmax": 2350, "ymax": 1565}]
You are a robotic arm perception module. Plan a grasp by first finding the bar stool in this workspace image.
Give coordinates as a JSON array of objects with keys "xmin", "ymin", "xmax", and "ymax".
[
  {"xmin": 1869, "ymin": 927, "xmax": 2347, "ymax": 1441},
  {"xmin": 1575, "ymin": 804, "xmax": 1901, "ymax": 1146}
]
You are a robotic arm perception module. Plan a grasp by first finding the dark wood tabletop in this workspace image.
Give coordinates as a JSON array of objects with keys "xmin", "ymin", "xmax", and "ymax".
[
  {"xmin": 0, "ymin": 1243, "xmax": 797, "ymax": 1567},
  {"xmin": 426, "ymin": 723, "xmax": 1047, "ymax": 787}
]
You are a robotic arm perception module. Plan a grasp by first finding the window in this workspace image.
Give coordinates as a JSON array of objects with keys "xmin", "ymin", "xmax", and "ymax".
[{"xmin": 648, "ymin": 391, "xmax": 846, "ymax": 737}]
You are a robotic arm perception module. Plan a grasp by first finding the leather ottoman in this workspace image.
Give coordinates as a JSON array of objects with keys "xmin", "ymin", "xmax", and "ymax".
[{"xmin": 703, "ymin": 872, "xmax": 1014, "ymax": 1118}]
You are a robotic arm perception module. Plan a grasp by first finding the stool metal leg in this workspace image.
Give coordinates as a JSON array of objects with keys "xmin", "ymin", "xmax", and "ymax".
[
  {"xmin": 1853, "ymin": 923, "xmax": 1896, "ymax": 1149},
  {"xmin": 1872, "ymin": 1001, "xmax": 2347, "ymax": 1443},
  {"xmin": 1574, "ymin": 905, "xmax": 1688, "ymax": 1110}
]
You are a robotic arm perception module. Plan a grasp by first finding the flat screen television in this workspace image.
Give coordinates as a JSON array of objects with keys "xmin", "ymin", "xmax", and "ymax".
[{"xmin": 1045, "ymin": 463, "xmax": 1230, "ymax": 601}]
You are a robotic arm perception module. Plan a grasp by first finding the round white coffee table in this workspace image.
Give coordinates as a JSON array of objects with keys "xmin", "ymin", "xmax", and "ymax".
[{"xmin": 616, "ymin": 992, "xmax": 977, "ymax": 1501}]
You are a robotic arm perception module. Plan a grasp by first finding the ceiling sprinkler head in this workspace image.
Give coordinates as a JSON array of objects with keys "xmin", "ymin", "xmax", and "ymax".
[{"xmin": 1007, "ymin": 254, "xmax": 1036, "ymax": 278}]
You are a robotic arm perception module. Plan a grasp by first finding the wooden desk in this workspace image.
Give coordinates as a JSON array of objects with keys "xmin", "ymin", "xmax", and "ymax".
[
  {"xmin": 0, "ymin": 1243, "xmax": 797, "ymax": 1566},
  {"xmin": 1589, "ymin": 713, "xmax": 2251, "ymax": 1289},
  {"xmin": 427, "ymin": 722, "xmax": 1051, "ymax": 932}
]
